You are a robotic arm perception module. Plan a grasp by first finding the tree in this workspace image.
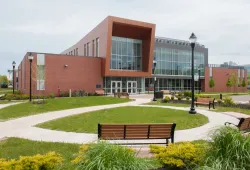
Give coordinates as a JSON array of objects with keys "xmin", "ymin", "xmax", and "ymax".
[
  {"xmin": 242, "ymin": 79, "xmax": 246, "ymax": 87},
  {"xmin": 209, "ymin": 77, "xmax": 215, "ymax": 91},
  {"xmin": 226, "ymin": 78, "xmax": 232, "ymax": 92},
  {"xmin": 229, "ymin": 72, "xmax": 238, "ymax": 94}
]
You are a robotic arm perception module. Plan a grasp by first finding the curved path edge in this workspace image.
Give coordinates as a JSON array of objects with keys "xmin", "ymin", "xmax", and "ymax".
[{"xmin": 0, "ymin": 99, "xmax": 240, "ymax": 144}]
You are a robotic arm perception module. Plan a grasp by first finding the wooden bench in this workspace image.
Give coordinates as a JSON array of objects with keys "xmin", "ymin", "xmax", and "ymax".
[
  {"xmin": 225, "ymin": 117, "xmax": 250, "ymax": 133},
  {"xmin": 114, "ymin": 92, "xmax": 129, "ymax": 98},
  {"xmin": 195, "ymin": 98, "xmax": 215, "ymax": 109},
  {"xmin": 95, "ymin": 90, "xmax": 105, "ymax": 96},
  {"xmin": 98, "ymin": 123, "xmax": 176, "ymax": 145}
]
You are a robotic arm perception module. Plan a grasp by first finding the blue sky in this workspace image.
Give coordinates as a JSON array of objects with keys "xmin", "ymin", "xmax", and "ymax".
[{"xmin": 1, "ymin": 0, "xmax": 250, "ymax": 75}]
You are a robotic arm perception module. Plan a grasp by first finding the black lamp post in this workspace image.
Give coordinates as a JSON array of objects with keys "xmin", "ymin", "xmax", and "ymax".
[
  {"xmin": 12, "ymin": 61, "xmax": 16, "ymax": 94},
  {"xmin": 28, "ymin": 53, "xmax": 34, "ymax": 102},
  {"xmin": 189, "ymin": 33, "xmax": 197, "ymax": 114},
  {"xmin": 198, "ymin": 67, "xmax": 201, "ymax": 94},
  {"xmin": 152, "ymin": 59, "xmax": 157, "ymax": 101}
]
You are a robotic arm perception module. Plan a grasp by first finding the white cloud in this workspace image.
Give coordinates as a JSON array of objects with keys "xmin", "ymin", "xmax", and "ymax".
[{"xmin": 0, "ymin": 0, "xmax": 250, "ymax": 74}]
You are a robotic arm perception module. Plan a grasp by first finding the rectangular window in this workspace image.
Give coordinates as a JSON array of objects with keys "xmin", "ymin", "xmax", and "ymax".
[
  {"xmin": 84, "ymin": 44, "xmax": 86, "ymax": 56},
  {"xmin": 37, "ymin": 54, "xmax": 45, "ymax": 90},
  {"xmin": 96, "ymin": 38, "xmax": 99, "ymax": 57},
  {"xmin": 110, "ymin": 36, "xmax": 142, "ymax": 71},
  {"xmin": 87, "ymin": 43, "xmax": 90, "ymax": 56},
  {"xmin": 92, "ymin": 40, "xmax": 95, "ymax": 57},
  {"xmin": 76, "ymin": 48, "xmax": 78, "ymax": 55},
  {"xmin": 209, "ymin": 67, "xmax": 213, "ymax": 77}
]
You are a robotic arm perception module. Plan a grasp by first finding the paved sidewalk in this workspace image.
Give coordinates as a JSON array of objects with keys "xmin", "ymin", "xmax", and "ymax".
[
  {"xmin": 0, "ymin": 102, "xmax": 23, "ymax": 109},
  {"xmin": 0, "ymin": 98, "xmax": 241, "ymax": 144}
]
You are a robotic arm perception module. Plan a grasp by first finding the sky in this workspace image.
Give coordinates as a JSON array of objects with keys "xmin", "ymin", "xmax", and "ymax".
[{"xmin": 1, "ymin": 0, "xmax": 250, "ymax": 75}]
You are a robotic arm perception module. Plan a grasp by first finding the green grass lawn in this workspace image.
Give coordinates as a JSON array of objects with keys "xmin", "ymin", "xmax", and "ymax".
[
  {"xmin": 0, "ymin": 137, "xmax": 80, "ymax": 169},
  {"xmin": 0, "ymin": 101, "xmax": 17, "ymax": 104},
  {"xmin": 0, "ymin": 88, "xmax": 12, "ymax": 95},
  {"xmin": 37, "ymin": 106, "xmax": 208, "ymax": 132},
  {"xmin": 0, "ymin": 97, "xmax": 130, "ymax": 120}
]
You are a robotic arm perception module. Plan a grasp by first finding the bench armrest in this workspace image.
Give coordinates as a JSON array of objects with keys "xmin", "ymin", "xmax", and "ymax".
[{"xmin": 224, "ymin": 122, "xmax": 238, "ymax": 126}]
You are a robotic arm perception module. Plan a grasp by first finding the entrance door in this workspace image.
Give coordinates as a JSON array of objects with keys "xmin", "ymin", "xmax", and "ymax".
[
  {"xmin": 111, "ymin": 81, "xmax": 122, "ymax": 94},
  {"xmin": 127, "ymin": 81, "xmax": 137, "ymax": 94}
]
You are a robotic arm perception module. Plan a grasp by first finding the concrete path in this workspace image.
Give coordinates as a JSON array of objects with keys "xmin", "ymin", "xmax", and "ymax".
[
  {"xmin": 231, "ymin": 95, "xmax": 250, "ymax": 103},
  {"xmin": 0, "ymin": 102, "xmax": 23, "ymax": 109},
  {"xmin": 0, "ymin": 98, "xmax": 242, "ymax": 144}
]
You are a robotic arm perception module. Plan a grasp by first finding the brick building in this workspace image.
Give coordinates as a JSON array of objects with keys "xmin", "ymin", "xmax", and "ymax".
[{"xmin": 17, "ymin": 16, "xmax": 248, "ymax": 95}]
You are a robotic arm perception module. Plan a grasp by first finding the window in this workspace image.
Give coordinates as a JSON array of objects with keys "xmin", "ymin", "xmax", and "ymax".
[
  {"xmin": 92, "ymin": 40, "xmax": 95, "ymax": 57},
  {"xmin": 84, "ymin": 44, "xmax": 86, "ymax": 56},
  {"xmin": 76, "ymin": 48, "xmax": 78, "ymax": 55},
  {"xmin": 87, "ymin": 43, "xmax": 90, "ymax": 56},
  {"xmin": 96, "ymin": 38, "xmax": 99, "ymax": 57},
  {"xmin": 37, "ymin": 54, "xmax": 45, "ymax": 90}
]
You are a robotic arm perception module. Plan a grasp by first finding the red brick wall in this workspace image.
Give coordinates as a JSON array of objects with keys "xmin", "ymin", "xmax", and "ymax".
[
  {"xmin": 204, "ymin": 67, "xmax": 248, "ymax": 92},
  {"xmin": 18, "ymin": 53, "xmax": 103, "ymax": 96}
]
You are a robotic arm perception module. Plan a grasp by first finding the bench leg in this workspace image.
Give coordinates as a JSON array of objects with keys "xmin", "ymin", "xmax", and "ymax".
[
  {"xmin": 213, "ymin": 103, "xmax": 215, "ymax": 109},
  {"xmin": 209, "ymin": 104, "xmax": 210, "ymax": 110},
  {"xmin": 166, "ymin": 139, "xmax": 169, "ymax": 146}
]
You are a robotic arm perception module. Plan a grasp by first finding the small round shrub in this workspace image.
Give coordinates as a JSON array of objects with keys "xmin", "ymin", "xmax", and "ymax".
[
  {"xmin": 163, "ymin": 96, "xmax": 170, "ymax": 103},
  {"xmin": 223, "ymin": 97, "xmax": 234, "ymax": 105},
  {"xmin": 186, "ymin": 97, "xmax": 190, "ymax": 101},
  {"xmin": 178, "ymin": 96, "xmax": 182, "ymax": 100},
  {"xmin": 171, "ymin": 96, "xmax": 175, "ymax": 100},
  {"xmin": 150, "ymin": 142, "xmax": 205, "ymax": 169},
  {"xmin": 217, "ymin": 99, "xmax": 222, "ymax": 104},
  {"xmin": 48, "ymin": 93, "xmax": 55, "ymax": 99}
]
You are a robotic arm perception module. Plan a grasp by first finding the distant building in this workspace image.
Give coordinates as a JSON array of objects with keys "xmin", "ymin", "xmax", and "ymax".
[{"xmin": 242, "ymin": 64, "xmax": 250, "ymax": 74}]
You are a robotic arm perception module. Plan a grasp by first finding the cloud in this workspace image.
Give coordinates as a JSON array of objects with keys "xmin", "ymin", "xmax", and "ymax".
[{"xmin": 0, "ymin": 0, "xmax": 250, "ymax": 74}]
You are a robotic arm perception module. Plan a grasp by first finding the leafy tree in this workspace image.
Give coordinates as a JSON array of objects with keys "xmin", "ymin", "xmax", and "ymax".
[
  {"xmin": 0, "ymin": 75, "xmax": 8, "ymax": 84},
  {"xmin": 241, "ymin": 79, "xmax": 246, "ymax": 87},
  {"xmin": 229, "ymin": 73, "xmax": 238, "ymax": 93},
  {"xmin": 209, "ymin": 77, "xmax": 215, "ymax": 91},
  {"xmin": 226, "ymin": 78, "xmax": 232, "ymax": 92}
]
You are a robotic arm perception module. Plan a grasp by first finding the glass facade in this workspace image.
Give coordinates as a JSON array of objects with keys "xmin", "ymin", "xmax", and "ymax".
[
  {"xmin": 110, "ymin": 36, "xmax": 142, "ymax": 71},
  {"xmin": 146, "ymin": 78, "xmax": 199, "ymax": 91},
  {"xmin": 103, "ymin": 77, "xmax": 145, "ymax": 94},
  {"xmin": 154, "ymin": 47, "xmax": 205, "ymax": 76}
]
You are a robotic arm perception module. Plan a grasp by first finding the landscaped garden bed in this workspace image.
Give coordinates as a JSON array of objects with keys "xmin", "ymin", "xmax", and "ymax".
[{"xmin": 37, "ymin": 106, "xmax": 208, "ymax": 132}]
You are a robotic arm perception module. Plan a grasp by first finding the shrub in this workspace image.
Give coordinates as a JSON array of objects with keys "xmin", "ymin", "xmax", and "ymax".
[
  {"xmin": 64, "ymin": 91, "xmax": 69, "ymax": 97},
  {"xmin": 48, "ymin": 93, "xmax": 55, "ymax": 99},
  {"xmin": 177, "ymin": 92, "xmax": 184, "ymax": 97},
  {"xmin": 217, "ymin": 99, "xmax": 222, "ymax": 104},
  {"xmin": 223, "ymin": 97, "xmax": 234, "ymax": 105},
  {"xmin": 150, "ymin": 142, "xmax": 205, "ymax": 169},
  {"xmin": 186, "ymin": 97, "xmax": 190, "ymax": 101},
  {"xmin": 200, "ymin": 127, "xmax": 250, "ymax": 170},
  {"xmin": 177, "ymin": 96, "xmax": 182, "ymax": 100},
  {"xmin": 171, "ymin": 96, "xmax": 175, "ymax": 100},
  {"xmin": 73, "ymin": 142, "xmax": 154, "ymax": 170},
  {"xmin": 184, "ymin": 91, "xmax": 192, "ymax": 97},
  {"xmin": 163, "ymin": 96, "xmax": 170, "ymax": 103},
  {"xmin": 0, "ymin": 152, "xmax": 63, "ymax": 170},
  {"xmin": 242, "ymin": 79, "xmax": 246, "ymax": 87}
]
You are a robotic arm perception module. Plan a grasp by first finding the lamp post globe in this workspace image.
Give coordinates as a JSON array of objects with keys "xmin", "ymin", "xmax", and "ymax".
[
  {"xmin": 189, "ymin": 33, "xmax": 197, "ymax": 114},
  {"xmin": 152, "ymin": 59, "xmax": 157, "ymax": 101},
  {"xmin": 12, "ymin": 61, "xmax": 16, "ymax": 94},
  {"xmin": 28, "ymin": 53, "xmax": 34, "ymax": 102}
]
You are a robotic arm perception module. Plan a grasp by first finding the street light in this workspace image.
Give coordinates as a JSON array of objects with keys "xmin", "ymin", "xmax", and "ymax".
[
  {"xmin": 12, "ymin": 62, "xmax": 16, "ymax": 93},
  {"xmin": 12, "ymin": 61, "xmax": 16, "ymax": 94},
  {"xmin": 152, "ymin": 59, "xmax": 157, "ymax": 101},
  {"xmin": 189, "ymin": 33, "xmax": 197, "ymax": 114},
  {"xmin": 198, "ymin": 67, "xmax": 201, "ymax": 94},
  {"xmin": 28, "ymin": 53, "xmax": 34, "ymax": 102}
]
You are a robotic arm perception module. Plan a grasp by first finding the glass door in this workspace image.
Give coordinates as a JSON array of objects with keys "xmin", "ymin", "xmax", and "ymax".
[
  {"xmin": 111, "ymin": 81, "xmax": 122, "ymax": 93},
  {"xmin": 127, "ymin": 81, "xmax": 137, "ymax": 94}
]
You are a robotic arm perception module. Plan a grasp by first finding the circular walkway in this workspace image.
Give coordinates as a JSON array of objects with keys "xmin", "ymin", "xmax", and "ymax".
[{"xmin": 0, "ymin": 98, "xmax": 241, "ymax": 144}]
